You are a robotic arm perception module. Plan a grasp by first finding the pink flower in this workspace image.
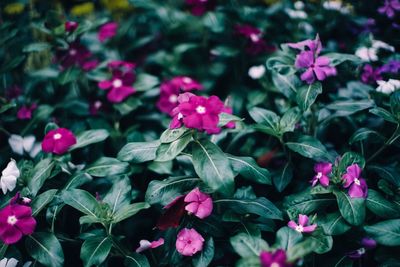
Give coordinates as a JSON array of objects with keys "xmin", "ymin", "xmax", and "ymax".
[
  {"xmin": 260, "ymin": 249, "xmax": 291, "ymax": 267},
  {"xmin": 41, "ymin": 128, "xmax": 77, "ymax": 155},
  {"xmin": 55, "ymin": 41, "xmax": 96, "ymax": 71},
  {"xmin": 310, "ymin": 162, "xmax": 332, "ymax": 187},
  {"xmin": 378, "ymin": 0, "xmax": 400, "ymax": 18},
  {"xmin": 288, "ymin": 214, "xmax": 317, "ymax": 233},
  {"xmin": 89, "ymin": 100, "xmax": 103, "ymax": 115},
  {"xmin": 157, "ymin": 76, "xmax": 203, "ymax": 115},
  {"xmin": 235, "ymin": 24, "xmax": 274, "ymax": 55},
  {"xmin": 136, "ymin": 238, "xmax": 164, "ymax": 253},
  {"xmin": 295, "ymin": 52, "xmax": 337, "ymax": 84},
  {"xmin": 185, "ymin": 0, "xmax": 216, "ymax": 16},
  {"xmin": 184, "ymin": 187, "xmax": 213, "ymax": 219},
  {"xmin": 342, "ymin": 164, "xmax": 368, "ymax": 198},
  {"xmin": 98, "ymin": 22, "xmax": 118, "ymax": 42},
  {"xmin": 98, "ymin": 61, "xmax": 136, "ymax": 103},
  {"xmin": 170, "ymin": 93, "xmax": 234, "ymax": 134},
  {"xmin": 17, "ymin": 104, "xmax": 37, "ymax": 120},
  {"xmin": 361, "ymin": 64, "xmax": 382, "ymax": 84},
  {"xmin": 65, "ymin": 21, "xmax": 78, "ymax": 32},
  {"xmin": 287, "ymin": 36, "xmax": 322, "ymax": 54},
  {"xmin": 176, "ymin": 228, "xmax": 204, "ymax": 256},
  {"xmin": 82, "ymin": 60, "xmax": 99, "ymax": 71},
  {"xmin": 0, "ymin": 203, "xmax": 36, "ymax": 245}
]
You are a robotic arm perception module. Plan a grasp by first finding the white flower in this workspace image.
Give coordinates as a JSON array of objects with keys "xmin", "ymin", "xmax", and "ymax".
[
  {"xmin": 0, "ymin": 159, "xmax": 20, "ymax": 194},
  {"xmin": 285, "ymin": 8, "xmax": 308, "ymax": 19},
  {"xmin": 355, "ymin": 47, "xmax": 378, "ymax": 62},
  {"xmin": 248, "ymin": 65, "xmax": 266, "ymax": 79},
  {"xmin": 294, "ymin": 1, "xmax": 305, "ymax": 10},
  {"xmin": 8, "ymin": 135, "xmax": 41, "ymax": 158},
  {"xmin": 372, "ymin": 40, "xmax": 395, "ymax": 52},
  {"xmin": 0, "ymin": 258, "xmax": 18, "ymax": 267},
  {"xmin": 376, "ymin": 79, "xmax": 400, "ymax": 94},
  {"xmin": 323, "ymin": 0, "xmax": 351, "ymax": 13}
]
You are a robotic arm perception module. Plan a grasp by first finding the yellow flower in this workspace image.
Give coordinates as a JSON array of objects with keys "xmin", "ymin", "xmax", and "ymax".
[
  {"xmin": 4, "ymin": 3, "xmax": 25, "ymax": 15},
  {"xmin": 101, "ymin": 0, "xmax": 132, "ymax": 12},
  {"xmin": 70, "ymin": 2, "xmax": 94, "ymax": 16}
]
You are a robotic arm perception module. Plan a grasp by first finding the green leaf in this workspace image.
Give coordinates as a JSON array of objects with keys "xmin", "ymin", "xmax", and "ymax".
[
  {"xmin": 23, "ymin": 42, "xmax": 51, "ymax": 52},
  {"xmin": 266, "ymin": 56, "xmax": 296, "ymax": 75},
  {"xmin": 271, "ymin": 72, "xmax": 300, "ymax": 99},
  {"xmin": 228, "ymin": 155, "xmax": 271, "ymax": 185},
  {"xmin": 62, "ymin": 189, "xmax": 102, "ymax": 219},
  {"xmin": 275, "ymin": 227, "xmax": 303, "ymax": 250},
  {"xmin": 103, "ymin": 176, "xmax": 131, "ymax": 215},
  {"xmin": 26, "ymin": 232, "xmax": 64, "ymax": 267},
  {"xmin": 28, "ymin": 158, "xmax": 55, "ymax": 197},
  {"xmin": 349, "ymin": 128, "xmax": 385, "ymax": 144},
  {"xmin": 0, "ymin": 102, "xmax": 16, "ymax": 113},
  {"xmin": 155, "ymin": 132, "xmax": 192, "ymax": 162},
  {"xmin": 215, "ymin": 197, "xmax": 283, "ymax": 220},
  {"xmin": 390, "ymin": 91, "xmax": 400, "ymax": 120},
  {"xmin": 369, "ymin": 107, "xmax": 398, "ymax": 123},
  {"xmin": 309, "ymin": 233, "xmax": 333, "ymax": 254},
  {"xmin": 117, "ymin": 140, "xmax": 160, "ymax": 163},
  {"xmin": 192, "ymin": 140, "xmax": 235, "ymax": 195},
  {"xmin": 318, "ymin": 212, "xmax": 351, "ymax": 235},
  {"xmin": 81, "ymin": 236, "xmax": 112, "ymax": 267},
  {"xmin": 134, "ymin": 73, "xmax": 159, "ymax": 91},
  {"xmin": 334, "ymin": 191, "xmax": 365, "ymax": 226},
  {"xmin": 160, "ymin": 127, "xmax": 190, "ymax": 143},
  {"xmin": 337, "ymin": 152, "xmax": 365, "ymax": 175},
  {"xmin": 273, "ymin": 162, "xmax": 293, "ymax": 192},
  {"xmin": 58, "ymin": 67, "xmax": 81, "ymax": 85},
  {"xmin": 113, "ymin": 202, "xmax": 150, "ymax": 223},
  {"xmin": 296, "ymin": 82, "xmax": 322, "ymax": 111},
  {"xmin": 279, "ymin": 107, "xmax": 302, "ymax": 133},
  {"xmin": 193, "ymin": 238, "xmax": 214, "ymax": 267},
  {"xmin": 326, "ymin": 100, "xmax": 375, "ymax": 116},
  {"xmin": 366, "ymin": 189, "xmax": 400, "ymax": 219},
  {"xmin": 124, "ymin": 253, "xmax": 150, "ymax": 267},
  {"xmin": 145, "ymin": 176, "xmax": 200, "ymax": 205},
  {"xmin": 230, "ymin": 232, "xmax": 269, "ymax": 257},
  {"xmin": 114, "ymin": 97, "xmax": 142, "ymax": 116},
  {"xmin": 368, "ymin": 165, "xmax": 400, "ymax": 187},
  {"xmin": 324, "ymin": 52, "xmax": 362, "ymax": 66},
  {"xmin": 287, "ymin": 238, "xmax": 318, "ymax": 262},
  {"xmin": 63, "ymin": 173, "xmax": 92, "ymax": 190},
  {"xmin": 364, "ymin": 219, "xmax": 400, "ymax": 246},
  {"xmin": 70, "ymin": 129, "xmax": 109, "ymax": 150},
  {"xmin": 31, "ymin": 189, "xmax": 58, "ymax": 216},
  {"xmin": 286, "ymin": 135, "xmax": 333, "ymax": 162},
  {"xmin": 249, "ymin": 107, "xmax": 280, "ymax": 130},
  {"xmin": 218, "ymin": 112, "xmax": 243, "ymax": 127},
  {"xmin": 85, "ymin": 157, "xmax": 130, "ymax": 177}
]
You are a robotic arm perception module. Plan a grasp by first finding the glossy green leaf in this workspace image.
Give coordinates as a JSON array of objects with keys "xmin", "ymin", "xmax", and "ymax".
[
  {"xmin": 155, "ymin": 132, "xmax": 192, "ymax": 162},
  {"xmin": 81, "ymin": 236, "xmax": 112, "ymax": 267},
  {"xmin": 28, "ymin": 158, "xmax": 55, "ymax": 197},
  {"xmin": 117, "ymin": 140, "xmax": 160, "ymax": 163},
  {"xmin": 366, "ymin": 189, "xmax": 400, "ymax": 219},
  {"xmin": 193, "ymin": 237, "xmax": 214, "ymax": 267},
  {"xmin": 26, "ymin": 232, "xmax": 64, "ymax": 267},
  {"xmin": 85, "ymin": 157, "xmax": 130, "ymax": 177},
  {"xmin": 296, "ymin": 82, "xmax": 322, "ymax": 111},
  {"xmin": 31, "ymin": 189, "xmax": 58, "ymax": 216},
  {"xmin": 286, "ymin": 135, "xmax": 333, "ymax": 161},
  {"xmin": 334, "ymin": 191, "xmax": 365, "ymax": 226},
  {"xmin": 228, "ymin": 155, "xmax": 271, "ymax": 185},
  {"xmin": 70, "ymin": 129, "xmax": 109, "ymax": 150},
  {"xmin": 364, "ymin": 219, "xmax": 400, "ymax": 246},
  {"xmin": 230, "ymin": 232, "xmax": 269, "ymax": 258}
]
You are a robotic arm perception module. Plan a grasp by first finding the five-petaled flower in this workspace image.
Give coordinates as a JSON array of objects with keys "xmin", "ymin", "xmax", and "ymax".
[
  {"xmin": 288, "ymin": 214, "xmax": 317, "ymax": 233},
  {"xmin": 342, "ymin": 164, "xmax": 368, "ymax": 198},
  {"xmin": 0, "ymin": 159, "xmax": 20, "ymax": 194},
  {"xmin": 260, "ymin": 249, "xmax": 292, "ymax": 267},
  {"xmin": 17, "ymin": 103, "xmax": 37, "ymax": 120},
  {"xmin": 184, "ymin": 187, "xmax": 213, "ymax": 219},
  {"xmin": 55, "ymin": 41, "xmax": 98, "ymax": 71},
  {"xmin": 136, "ymin": 238, "xmax": 164, "ymax": 253},
  {"xmin": 98, "ymin": 22, "xmax": 118, "ymax": 42},
  {"xmin": 41, "ymin": 128, "xmax": 77, "ymax": 155},
  {"xmin": 175, "ymin": 228, "xmax": 204, "ymax": 256},
  {"xmin": 311, "ymin": 162, "xmax": 332, "ymax": 187},
  {"xmin": 378, "ymin": 0, "xmax": 400, "ymax": 18}
]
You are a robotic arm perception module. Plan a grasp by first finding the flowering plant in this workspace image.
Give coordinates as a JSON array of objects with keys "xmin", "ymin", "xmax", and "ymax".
[{"xmin": 0, "ymin": 0, "xmax": 400, "ymax": 266}]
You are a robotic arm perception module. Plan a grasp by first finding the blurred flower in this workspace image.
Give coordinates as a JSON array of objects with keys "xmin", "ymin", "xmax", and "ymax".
[
  {"xmin": 372, "ymin": 40, "xmax": 395, "ymax": 52},
  {"xmin": 65, "ymin": 21, "xmax": 79, "ymax": 33},
  {"xmin": 235, "ymin": 24, "xmax": 274, "ymax": 55},
  {"xmin": 260, "ymin": 249, "xmax": 291, "ymax": 267},
  {"xmin": 355, "ymin": 47, "xmax": 378, "ymax": 62},
  {"xmin": 376, "ymin": 79, "xmax": 400, "ymax": 94},
  {"xmin": 55, "ymin": 41, "xmax": 97, "ymax": 70},
  {"xmin": 323, "ymin": 0, "xmax": 351, "ymax": 14},
  {"xmin": 288, "ymin": 214, "xmax": 317, "ymax": 233},
  {"xmin": 184, "ymin": 187, "xmax": 213, "ymax": 219},
  {"xmin": 98, "ymin": 61, "xmax": 136, "ymax": 103},
  {"xmin": 361, "ymin": 64, "xmax": 382, "ymax": 84},
  {"xmin": 170, "ymin": 93, "xmax": 234, "ymax": 134},
  {"xmin": 11, "ymin": 192, "xmax": 31, "ymax": 206},
  {"xmin": 0, "ymin": 201, "xmax": 36, "ymax": 245},
  {"xmin": 311, "ymin": 162, "xmax": 331, "ymax": 187},
  {"xmin": 185, "ymin": 0, "xmax": 216, "ymax": 16},
  {"xmin": 379, "ymin": 60, "xmax": 400, "ymax": 74},
  {"xmin": 287, "ymin": 35, "xmax": 322, "ymax": 54},
  {"xmin": 347, "ymin": 247, "xmax": 366, "ymax": 259},
  {"xmin": 5, "ymin": 85, "xmax": 22, "ymax": 100},
  {"xmin": 41, "ymin": 128, "xmax": 77, "ymax": 155},
  {"xmin": 98, "ymin": 22, "xmax": 118, "ymax": 42},
  {"xmin": 361, "ymin": 237, "xmax": 377, "ymax": 249},
  {"xmin": 156, "ymin": 196, "xmax": 186, "ymax": 230},
  {"xmin": 295, "ymin": 51, "xmax": 337, "ymax": 84},
  {"xmin": 342, "ymin": 164, "xmax": 368, "ymax": 198},
  {"xmin": 0, "ymin": 258, "xmax": 18, "ymax": 267},
  {"xmin": 101, "ymin": 0, "xmax": 132, "ymax": 12},
  {"xmin": 70, "ymin": 2, "xmax": 94, "ymax": 16},
  {"xmin": 248, "ymin": 65, "xmax": 266, "ymax": 79},
  {"xmin": 8, "ymin": 135, "xmax": 41, "ymax": 158},
  {"xmin": 285, "ymin": 8, "xmax": 308, "ymax": 19},
  {"xmin": 157, "ymin": 76, "xmax": 203, "ymax": 115},
  {"xmin": 1, "ymin": 159, "xmax": 19, "ymax": 195},
  {"xmin": 89, "ymin": 100, "xmax": 103, "ymax": 115},
  {"xmin": 378, "ymin": 0, "xmax": 400, "ymax": 18},
  {"xmin": 17, "ymin": 104, "xmax": 37, "ymax": 120},
  {"xmin": 4, "ymin": 3, "xmax": 25, "ymax": 15},
  {"xmin": 176, "ymin": 228, "xmax": 204, "ymax": 256},
  {"xmin": 136, "ymin": 238, "xmax": 164, "ymax": 253}
]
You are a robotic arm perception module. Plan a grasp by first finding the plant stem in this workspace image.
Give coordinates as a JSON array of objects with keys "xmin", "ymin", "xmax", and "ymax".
[{"xmin": 367, "ymin": 124, "xmax": 400, "ymax": 163}]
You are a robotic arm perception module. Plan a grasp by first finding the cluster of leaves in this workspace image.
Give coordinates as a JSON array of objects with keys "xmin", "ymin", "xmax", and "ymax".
[{"xmin": 0, "ymin": 0, "xmax": 400, "ymax": 266}]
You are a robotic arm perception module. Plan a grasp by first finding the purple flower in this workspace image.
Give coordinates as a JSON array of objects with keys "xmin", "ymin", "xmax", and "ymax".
[
  {"xmin": 260, "ymin": 249, "xmax": 291, "ymax": 267},
  {"xmin": 288, "ymin": 214, "xmax": 317, "ymax": 233},
  {"xmin": 311, "ymin": 162, "xmax": 332, "ymax": 187},
  {"xmin": 295, "ymin": 51, "xmax": 337, "ymax": 84},
  {"xmin": 98, "ymin": 61, "xmax": 136, "ymax": 103},
  {"xmin": 287, "ymin": 35, "xmax": 322, "ymax": 55},
  {"xmin": 98, "ymin": 22, "xmax": 118, "ymax": 42},
  {"xmin": 17, "ymin": 104, "xmax": 37, "ymax": 120},
  {"xmin": 65, "ymin": 21, "xmax": 78, "ymax": 32},
  {"xmin": 235, "ymin": 24, "xmax": 275, "ymax": 55},
  {"xmin": 379, "ymin": 60, "xmax": 400, "ymax": 74},
  {"xmin": 185, "ymin": 0, "xmax": 216, "ymax": 16},
  {"xmin": 342, "ymin": 164, "xmax": 368, "ymax": 198},
  {"xmin": 347, "ymin": 248, "xmax": 366, "ymax": 259},
  {"xmin": 378, "ymin": 0, "xmax": 400, "ymax": 18},
  {"xmin": 361, "ymin": 64, "xmax": 382, "ymax": 84},
  {"xmin": 361, "ymin": 237, "xmax": 377, "ymax": 249},
  {"xmin": 55, "ymin": 41, "xmax": 96, "ymax": 71}
]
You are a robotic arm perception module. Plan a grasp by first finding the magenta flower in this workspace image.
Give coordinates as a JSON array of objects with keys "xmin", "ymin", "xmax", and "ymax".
[
  {"xmin": 342, "ymin": 164, "xmax": 368, "ymax": 198},
  {"xmin": 295, "ymin": 51, "xmax": 337, "ymax": 84},
  {"xmin": 170, "ymin": 93, "xmax": 234, "ymax": 134},
  {"xmin": 176, "ymin": 228, "xmax": 204, "ymax": 256},
  {"xmin": 157, "ymin": 76, "xmax": 203, "ymax": 115},
  {"xmin": 287, "ymin": 36, "xmax": 322, "ymax": 54},
  {"xmin": 378, "ymin": 0, "xmax": 400, "ymax": 18},
  {"xmin": 185, "ymin": 0, "xmax": 216, "ymax": 16},
  {"xmin": 41, "ymin": 128, "xmax": 77, "ymax": 155},
  {"xmin": 310, "ymin": 162, "xmax": 332, "ymax": 187},
  {"xmin": 89, "ymin": 100, "xmax": 103, "ymax": 115},
  {"xmin": 55, "ymin": 41, "xmax": 96, "ymax": 70},
  {"xmin": 0, "ymin": 203, "xmax": 36, "ymax": 245},
  {"xmin": 65, "ymin": 21, "xmax": 78, "ymax": 32},
  {"xmin": 17, "ymin": 104, "xmax": 37, "ymax": 120},
  {"xmin": 98, "ymin": 22, "xmax": 118, "ymax": 42},
  {"xmin": 361, "ymin": 64, "xmax": 382, "ymax": 84},
  {"xmin": 288, "ymin": 214, "xmax": 317, "ymax": 233},
  {"xmin": 98, "ymin": 61, "xmax": 136, "ymax": 103},
  {"xmin": 156, "ymin": 196, "xmax": 186, "ymax": 230},
  {"xmin": 235, "ymin": 24, "xmax": 274, "ymax": 55},
  {"xmin": 260, "ymin": 249, "xmax": 291, "ymax": 267},
  {"xmin": 136, "ymin": 238, "xmax": 164, "ymax": 253},
  {"xmin": 184, "ymin": 187, "xmax": 213, "ymax": 219}
]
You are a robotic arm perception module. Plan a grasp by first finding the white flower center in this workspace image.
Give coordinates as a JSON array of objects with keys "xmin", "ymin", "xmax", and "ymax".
[
  {"xmin": 182, "ymin": 77, "xmax": 192, "ymax": 84},
  {"xmin": 250, "ymin": 33, "xmax": 260, "ymax": 42},
  {"xmin": 7, "ymin": 215, "xmax": 18, "ymax": 225},
  {"xmin": 271, "ymin": 263, "xmax": 280, "ymax": 267},
  {"xmin": 177, "ymin": 113, "xmax": 183, "ymax": 120},
  {"xmin": 354, "ymin": 178, "xmax": 361, "ymax": 186},
  {"xmin": 53, "ymin": 133, "xmax": 62, "ymax": 140},
  {"xmin": 295, "ymin": 225, "xmax": 304, "ymax": 233},
  {"xmin": 169, "ymin": 94, "xmax": 178, "ymax": 103},
  {"xmin": 357, "ymin": 248, "xmax": 366, "ymax": 255},
  {"xmin": 69, "ymin": 49, "xmax": 77, "ymax": 56},
  {"xmin": 316, "ymin": 172, "xmax": 323, "ymax": 179},
  {"xmin": 94, "ymin": 101, "xmax": 102, "ymax": 109},
  {"xmin": 196, "ymin": 105, "xmax": 206, "ymax": 114},
  {"xmin": 112, "ymin": 79, "xmax": 123, "ymax": 88}
]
